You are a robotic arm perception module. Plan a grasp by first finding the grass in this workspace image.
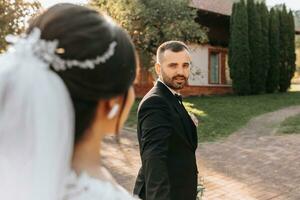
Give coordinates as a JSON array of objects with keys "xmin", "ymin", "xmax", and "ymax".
[
  {"xmin": 126, "ymin": 98, "xmax": 140, "ymax": 129},
  {"xmin": 126, "ymin": 92, "xmax": 300, "ymax": 142},
  {"xmin": 277, "ymin": 113, "xmax": 300, "ymax": 134}
]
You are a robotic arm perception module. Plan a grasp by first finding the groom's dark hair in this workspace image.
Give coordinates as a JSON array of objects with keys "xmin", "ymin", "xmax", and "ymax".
[
  {"xmin": 156, "ymin": 41, "xmax": 190, "ymax": 64},
  {"xmin": 27, "ymin": 3, "xmax": 136, "ymax": 142}
]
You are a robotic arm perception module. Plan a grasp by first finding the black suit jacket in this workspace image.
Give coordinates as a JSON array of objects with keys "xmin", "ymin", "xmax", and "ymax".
[{"xmin": 133, "ymin": 81, "xmax": 198, "ymax": 200}]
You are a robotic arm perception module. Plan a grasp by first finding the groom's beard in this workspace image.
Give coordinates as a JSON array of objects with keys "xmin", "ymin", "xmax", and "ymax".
[{"xmin": 161, "ymin": 71, "xmax": 188, "ymax": 90}]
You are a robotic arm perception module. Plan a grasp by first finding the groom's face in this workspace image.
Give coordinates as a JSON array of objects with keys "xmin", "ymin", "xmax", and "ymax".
[{"xmin": 156, "ymin": 49, "xmax": 191, "ymax": 91}]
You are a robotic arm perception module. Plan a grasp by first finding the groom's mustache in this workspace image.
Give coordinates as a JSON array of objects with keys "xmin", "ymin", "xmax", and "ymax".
[{"xmin": 172, "ymin": 75, "xmax": 187, "ymax": 80}]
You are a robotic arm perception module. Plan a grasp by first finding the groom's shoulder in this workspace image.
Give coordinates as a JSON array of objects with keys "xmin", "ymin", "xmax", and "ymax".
[{"xmin": 138, "ymin": 87, "xmax": 167, "ymax": 110}]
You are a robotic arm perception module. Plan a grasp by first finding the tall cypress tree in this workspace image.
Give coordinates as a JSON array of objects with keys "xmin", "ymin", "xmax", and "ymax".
[
  {"xmin": 279, "ymin": 5, "xmax": 290, "ymax": 92},
  {"xmin": 228, "ymin": 0, "xmax": 250, "ymax": 95},
  {"xmin": 266, "ymin": 8, "xmax": 280, "ymax": 93},
  {"xmin": 258, "ymin": 2, "xmax": 270, "ymax": 92},
  {"xmin": 228, "ymin": 3, "xmax": 237, "ymax": 81},
  {"xmin": 247, "ymin": 0, "xmax": 264, "ymax": 94},
  {"xmin": 287, "ymin": 10, "xmax": 296, "ymax": 87}
]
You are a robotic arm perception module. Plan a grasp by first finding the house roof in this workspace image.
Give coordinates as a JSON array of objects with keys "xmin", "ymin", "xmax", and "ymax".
[
  {"xmin": 190, "ymin": 0, "xmax": 234, "ymax": 16},
  {"xmin": 191, "ymin": 0, "xmax": 300, "ymax": 34}
]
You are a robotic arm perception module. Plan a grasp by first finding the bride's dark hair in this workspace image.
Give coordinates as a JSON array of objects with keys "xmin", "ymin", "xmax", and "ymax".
[{"xmin": 27, "ymin": 3, "xmax": 136, "ymax": 142}]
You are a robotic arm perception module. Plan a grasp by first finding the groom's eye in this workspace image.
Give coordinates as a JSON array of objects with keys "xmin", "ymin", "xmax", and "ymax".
[
  {"xmin": 183, "ymin": 63, "xmax": 190, "ymax": 68},
  {"xmin": 168, "ymin": 63, "xmax": 177, "ymax": 68}
]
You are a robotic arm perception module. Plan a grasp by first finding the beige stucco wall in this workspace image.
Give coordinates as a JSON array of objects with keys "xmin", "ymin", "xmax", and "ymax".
[
  {"xmin": 296, "ymin": 48, "xmax": 300, "ymax": 69},
  {"xmin": 188, "ymin": 44, "xmax": 232, "ymax": 86},
  {"xmin": 188, "ymin": 44, "xmax": 209, "ymax": 86}
]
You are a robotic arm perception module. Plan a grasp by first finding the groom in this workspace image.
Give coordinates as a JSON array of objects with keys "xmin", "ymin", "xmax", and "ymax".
[{"xmin": 133, "ymin": 41, "xmax": 198, "ymax": 200}]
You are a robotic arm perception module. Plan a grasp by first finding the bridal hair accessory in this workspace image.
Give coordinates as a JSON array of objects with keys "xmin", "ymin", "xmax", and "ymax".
[
  {"xmin": 5, "ymin": 28, "xmax": 117, "ymax": 71},
  {"xmin": 107, "ymin": 104, "xmax": 120, "ymax": 119},
  {"xmin": 0, "ymin": 28, "xmax": 76, "ymax": 200}
]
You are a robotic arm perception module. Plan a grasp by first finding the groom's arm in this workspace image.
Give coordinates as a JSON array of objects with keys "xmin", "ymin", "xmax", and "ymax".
[{"xmin": 138, "ymin": 96, "xmax": 172, "ymax": 200}]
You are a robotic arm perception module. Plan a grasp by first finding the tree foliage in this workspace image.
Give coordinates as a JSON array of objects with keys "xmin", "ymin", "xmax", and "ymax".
[
  {"xmin": 247, "ymin": 0, "xmax": 264, "ymax": 94},
  {"xmin": 229, "ymin": 1, "xmax": 296, "ymax": 95},
  {"xmin": 287, "ymin": 10, "xmax": 296, "ymax": 88},
  {"xmin": 293, "ymin": 11, "xmax": 299, "ymax": 70},
  {"xmin": 266, "ymin": 8, "xmax": 280, "ymax": 93},
  {"xmin": 294, "ymin": 10, "xmax": 300, "ymax": 32},
  {"xmin": 278, "ymin": 6, "xmax": 288, "ymax": 92},
  {"xmin": 228, "ymin": 0, "xmax": 250, "ymax": 95},
  {"xmin": 258, "ymin": 2, "xmax": 270, "ymax": 92},
  {"xmin": 0, "ymin": 0, "xmax": 41, "ymax": 52},
  {"xmin": 90, "ymin": 0, "xmax": 208, "ymax": 68}
]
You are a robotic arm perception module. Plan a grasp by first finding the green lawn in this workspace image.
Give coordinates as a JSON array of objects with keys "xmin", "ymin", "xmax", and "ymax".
[
  {"xmin": 277, "ymin": 113, "xmax": 300, "ymax": 134},
  {"xmin": 126, "ymin": 92, "xmax": 300, "ymax": 142}
]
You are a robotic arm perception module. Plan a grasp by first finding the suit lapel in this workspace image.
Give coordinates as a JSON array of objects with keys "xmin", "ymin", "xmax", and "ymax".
[
  {"xmin": 178, "ymin": 103, "xmax": 198, "ymax": 149},
  {"xmin": 155, "ymin": 81, "xmax": 196, "ymax": 150},
  {"xmin": 173, "ymin": 100, "xmax": 198, "ymax": 150}
]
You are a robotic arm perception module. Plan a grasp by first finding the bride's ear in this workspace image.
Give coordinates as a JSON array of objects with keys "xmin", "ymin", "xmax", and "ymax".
[
  {"xmin": 107, "ymin": 102, "xmax": 120, "ymax": 119},
  {"xmin": 95, "ymin": 96, "xmax": 122, "ymax": 121}
]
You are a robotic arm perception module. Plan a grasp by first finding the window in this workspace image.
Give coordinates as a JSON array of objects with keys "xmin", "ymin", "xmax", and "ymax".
[
  {"xmin": 208, "ymin": 48, "xmax": 230, "ymax": 85},
  {"xmin": 225, "ymin": 54, "xmax": 232, "ymax": 84},
  {"xmin": 209, "ymin": 52, "xmax": 220, "ymax": 84}
]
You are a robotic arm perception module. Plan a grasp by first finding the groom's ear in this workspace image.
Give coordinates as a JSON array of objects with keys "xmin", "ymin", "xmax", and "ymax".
[{"xmin": 155, "ymin": 63, "xmax": 161, "ymax": 76}]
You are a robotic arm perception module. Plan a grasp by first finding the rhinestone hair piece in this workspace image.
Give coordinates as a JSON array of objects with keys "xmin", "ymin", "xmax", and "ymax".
[{"xmin": 5, "ymin": 28, "xmax": 117, "ymax": 71}]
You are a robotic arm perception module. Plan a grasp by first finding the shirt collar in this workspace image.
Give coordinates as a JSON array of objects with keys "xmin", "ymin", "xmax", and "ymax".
[{"xmin": 158, "ymin": 79, "xmax": 181, "ymax": 96}]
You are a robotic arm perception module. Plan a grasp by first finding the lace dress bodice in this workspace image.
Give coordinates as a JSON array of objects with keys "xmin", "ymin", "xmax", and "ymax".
[{"xmin": 63, "ymin": 169, "xmax": 137, "ymax": 200}]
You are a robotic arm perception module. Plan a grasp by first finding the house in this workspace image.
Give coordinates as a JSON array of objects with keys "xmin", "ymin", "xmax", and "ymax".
[
  {"xmin": 293, "ymin": 28, "xmax": 300, "ymax": 83},
  {"xmin": 134, "ymin": 0, "xmax": 300, "ymax": 97},
  {"xmin": 183, "ymin": 0, "xmax": 233, "ymax": 96},
  {"xmin": 134, "ymin": 0, "xmax": 234, "ymax": 97}
]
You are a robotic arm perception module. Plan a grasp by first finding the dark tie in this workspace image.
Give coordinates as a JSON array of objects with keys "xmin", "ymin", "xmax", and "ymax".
[{"xmin": 174, "ymin": 94, "xmax": 183, "ymax": 103}]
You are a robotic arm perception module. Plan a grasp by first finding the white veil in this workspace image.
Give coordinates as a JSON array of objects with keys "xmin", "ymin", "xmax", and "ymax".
[{"xmin": 0, "ymin": 29, "xmax": 74, "ymax": 199}]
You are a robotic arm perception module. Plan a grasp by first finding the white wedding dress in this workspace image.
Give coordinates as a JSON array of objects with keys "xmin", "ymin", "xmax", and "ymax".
[
  {"xmin": 63, "ymin": 168, "xmax": 138, "ymax": 200},
  {"xmin": 0, "ymin": 28, "xmax": 138, "ymax": 200}
]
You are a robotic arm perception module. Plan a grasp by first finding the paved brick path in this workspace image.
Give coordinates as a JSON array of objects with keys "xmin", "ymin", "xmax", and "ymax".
[{"xmin": 102, "ymin": 106, "xmax": 300, "ymax": 200}]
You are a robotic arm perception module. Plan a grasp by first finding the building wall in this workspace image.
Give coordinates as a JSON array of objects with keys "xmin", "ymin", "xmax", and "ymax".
[
  {"xmin": 188, "ymin": 44, "xmax": 209, "ymax": 85},
  {"xmin": 188, "ymin": 44, "xmax": 232, "ymax": 86},
  {"xmin": 134, "ymin": 44, "xmax": 233, "ymax": 97},
  {"xmin": 297, "ymin": 48, "xmax": 300, "ymax": 69},
  {"xmin": 180, "ymin": 85, "xmax": 232, "ymax": 97},
  {"xmin": 292, "ymin": 48, "xmax": 300, "ymax": 83}
]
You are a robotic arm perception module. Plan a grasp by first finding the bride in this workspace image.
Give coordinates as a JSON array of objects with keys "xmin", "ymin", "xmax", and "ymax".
[{"xmin": 0, "ymin": 3, "xmax": 138, "ymax": 200}]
